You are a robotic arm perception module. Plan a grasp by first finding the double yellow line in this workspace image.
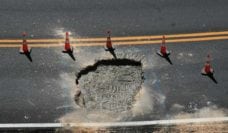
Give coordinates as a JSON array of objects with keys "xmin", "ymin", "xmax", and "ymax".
[{"xmin": 0, "ymin": 31, "xmax": 228, "ymax": 48}]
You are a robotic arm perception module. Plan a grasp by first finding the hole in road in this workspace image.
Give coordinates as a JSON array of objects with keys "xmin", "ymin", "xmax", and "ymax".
[{"xmin": 75, "ymin": 59, "xmax": 144, "ymax": 113}]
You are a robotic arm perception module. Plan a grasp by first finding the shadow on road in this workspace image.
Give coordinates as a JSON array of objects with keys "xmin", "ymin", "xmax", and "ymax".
[
  {"xmin": 202, "ymin": 73, "xmax": 218, "ymax": 84},
  {"xmin": 20, "ymin": 51, "xmax": 33, "ymax": 62},
  {"xmin": 62, "ymin": 49, "xmax": 76, "ymax": 61},
  {"xmin": 157, "ymin": 53, "xmax": 173, "ymax": 65},
  {"xmin": 105, "ymin": 48, "xmax": 117, "ymax": 59}
]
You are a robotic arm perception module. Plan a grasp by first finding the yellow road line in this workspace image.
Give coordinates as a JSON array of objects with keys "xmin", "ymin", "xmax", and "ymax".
[
  {"xmin": 0, "ymin": 45, "xmax": 21, "ymax": 48},
  {"xmin": 0, "ymin": 35, "xmax": 228, "ymax": 48},
  {"xmin": 1, "ymin": 30, "xmax": 228, "ymax": 43},
  {"xmin": 76, "ymin": 35, "xmax": 228, "ymax": 46}
]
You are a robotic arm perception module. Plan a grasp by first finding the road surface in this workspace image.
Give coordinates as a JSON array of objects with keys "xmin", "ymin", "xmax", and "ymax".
[{"xmin": 0, "ymin": 0, "xmax": 227, "ymax": 127}]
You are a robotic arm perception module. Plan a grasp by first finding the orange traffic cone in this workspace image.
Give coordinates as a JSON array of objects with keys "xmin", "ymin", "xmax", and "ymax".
[
  {"xmin": 204, "ymin": 54, "xmax": 213, "ymax": 74},
  {"xmin": 160, "ymin": 35, "xmax": 167, "ymax": 55},
  {"xmin": 65, "ymin": 32, "xmax": 71, "ymax": 51},
  {"xmin": 20, "ymin": 32, "xmax": 30, "ymax": 53},
  {"xmin": 201, "ymin": 54, "xmax": 217, "ymax": 83},
  {"xmin": 106, "ymin": 31, "xmax": 113, "ymax": 49},
  {"xmin": 19, "ymin": 32, "xmax": 32, "ymax": 62},
  {"xmin": 202, "ymin": 54, "xmax": 214, "ymax": 74},
  {"xmin": 62, "ymin": 32, "xmax": 75, "ymax": 61}
]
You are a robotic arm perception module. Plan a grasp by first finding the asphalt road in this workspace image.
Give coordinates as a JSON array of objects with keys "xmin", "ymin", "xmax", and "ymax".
[
  {"xmin": 0, "ymin": 0, "xmax": 228, "ymax": 38},
  {"xmin": 0, "ymin": 0, "xmax": 227, "ymax": 124}
]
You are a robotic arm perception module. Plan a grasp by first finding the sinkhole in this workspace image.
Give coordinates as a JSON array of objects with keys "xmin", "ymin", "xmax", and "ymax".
[{"xmin": 75, "ymin": 59, "xmax": 144, "ymax": 113}]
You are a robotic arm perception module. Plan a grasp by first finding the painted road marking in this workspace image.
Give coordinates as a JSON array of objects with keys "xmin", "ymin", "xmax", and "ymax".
[
  {"xmin": 0, "ymin": 31, "xmax": 228, "ymax": 47},
  {"xmin": 0, "ymin": 117, "xmax": 227, "ymax": 128},
  {"xmin": 0, "ymin": 36, "xmax": 228, "ymax": 48},
  {"xmin": 1, "ymin": 30, "xmax": 228, "ymax": 43}
]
